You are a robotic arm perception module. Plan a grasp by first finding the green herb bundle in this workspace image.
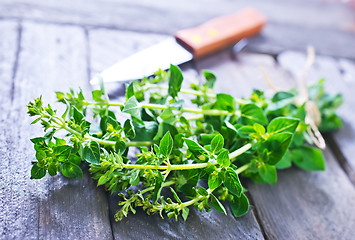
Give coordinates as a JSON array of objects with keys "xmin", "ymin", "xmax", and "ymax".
[{"xmin": 27, "ymin": 64, "xmax": 342, "ymax": 221}]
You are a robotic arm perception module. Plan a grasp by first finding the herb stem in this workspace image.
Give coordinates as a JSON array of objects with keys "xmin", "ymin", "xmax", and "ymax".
[
  {"xmin": 83, "ymin": 101, "xmax": 231, "ymax": 116},
  {"xmin": 117, "ymin": 143, "xmax": 251, "ymax": 171},
  {"xmin": 140, "ymin": 180, "xmax": 176, "ymax": 195},
  {"xmin": 146, "ymin": 84, "xmax": 216, "ymax": 98}
]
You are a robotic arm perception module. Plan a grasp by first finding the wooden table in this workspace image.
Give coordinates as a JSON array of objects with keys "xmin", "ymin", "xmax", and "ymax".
[{"xmin": 1, "ymin": 1, "xmax": 355, "ymax": 239}]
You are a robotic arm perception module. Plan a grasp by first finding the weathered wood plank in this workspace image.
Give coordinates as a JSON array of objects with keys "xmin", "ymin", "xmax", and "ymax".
[
  {"xmin": 89, "ymin": 29, "xmax": 265, "ymax": 239},
  {"xmin": 2, "ymin": 22, "xmax": 112, "ymax": 239},
  {"xmin": 278, "ymin": 51, "xmax": 355, "ymax": 183},
  {"xmin": 0, "ymin": 20, "xmax": 20, "ymax": 239},
  {"xmin": 195, "ymin": 51, "xmax": 355, "ymax": 239},
  {"xmin": 0, "ymin": 0, "xmax": 354, "ymax": 58}
]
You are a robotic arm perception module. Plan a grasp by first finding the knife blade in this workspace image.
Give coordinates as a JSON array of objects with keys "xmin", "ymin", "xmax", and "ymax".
[{"xmin": 90, "ymin": 8, "xmax": 266, "ymax": 84}]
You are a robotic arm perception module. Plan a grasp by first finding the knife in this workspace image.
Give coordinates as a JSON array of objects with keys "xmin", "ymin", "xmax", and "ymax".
[{"xmin": 90, "ymin": 8, "xmax": 266, "ymax": 84}]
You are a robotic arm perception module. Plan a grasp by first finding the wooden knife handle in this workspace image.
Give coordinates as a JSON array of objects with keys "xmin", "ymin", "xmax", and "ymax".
[{"xmin": 174, "ymin": 8, "xmax": 266, "ymax": 59}]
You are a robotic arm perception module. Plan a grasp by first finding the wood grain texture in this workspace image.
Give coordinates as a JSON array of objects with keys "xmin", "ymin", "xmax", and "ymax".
[
  {"xmin": 1, "ymin": 22, "xmax": 112, "ymax": 240},
  {"xmin": 89, "ymin": 29, "xmax": 265, "ymax": 239},
  {"xmin": 195, "ymin": 51, "xmax": 355, "ymax": 239},
  {"xmin": 0, "ymin": 0, "xmax": 354, "ymax": 58},
  {"xmin": 0, "ymin": 20, "xmax": 20, "ymax": 239},
  {"xmin": 278, "ymin": 51, "xmax": 355, "ymax": 183}
]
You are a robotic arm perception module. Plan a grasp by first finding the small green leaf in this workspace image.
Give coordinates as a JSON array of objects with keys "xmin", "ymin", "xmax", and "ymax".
[
  {"xmin": 275, "ymin": 150, "xmax": 292, "ymax": 169},
  {"xmin": 197, "ymin": 187, "xmax": 209, "ymax": 196},
  {"xmin": 230, "ymin": 193, "xmax": 249, "ymax": 217},
  {"xmin": 210, "ymin": 194, "xmax": 227, "ymax": 215},
  {"xmin": 47, "ymin": 162, "xmax": 57, "ymax": 176},
  {"xmin": 182, "ymin": 207, "xmax": 190, "ymax": 221},
  {"xmin": 72, "ymin": 106, "xmax": 84, "ymax": 123},
  {"xmin": 169, "ymin": 99, "xmax": 184, "ymax": 110},
  {"xmin": 170, "ymin": 187, "xmax": 182, "ymax": 204},
  {"xmin": 168, "ymin": 64, "xmax": 183, "ymax": 98},
  {"xmin": 217, "ymin": 149, "xmax": 230, "ymax": 167},
  {"xmin": 183, "ymin": 138, "xmax": 209, "ymax": 157},
  {"xmin": 30, "ymin": 163, "xmax": 46, "ymax": 179},
  {"xmin": 216, "ymin": 94, "xmax": 236, "ymax": 112},
  {"xmin": 133, "ymin": 120, "xmax": 158, "ymax": 142},
  {"xmin": 123, "ymin": 96, "xmax": 141, "ymax": 120},
  {"xmin": 53, "ymin": 145, "xmax": 72, "ymax": 162},
  {"xmin": 115, "ymin": 140, "xmax": 126, "ymax": 153},
  {"xmin": 83, "ymin": 141, "xmax": 100, "ymax": 165},
  {"xmin": 237, "ymin": 126, "xmax": 257, "ymax": 139},
  {"xmin": 224, "ymin": 167, "xmax": 243, "ymax": 197},
  {"xmin": 124, "ymin": 119, "xmax": 136, "ymax": 139},
  {"xmin": 35, "ymin": 150, "xmax": 46, "ymax": 161},
  {"xmin": 211, "ymin": 134, "xmax": 224, "ymax": 154},
  {"xmin": 208, "ymin": 172, "xmax": 223, "ymax": 189},
  {"xmin": 240, "ymin": 104, "xmax": 268, "ymax": 125},
  {"xmin": 153, "ymin": 172, "xmax": 163, "ymax": 202},
  {"xmin": 160, "ymin": 131, "xmax": 173, "ymax": 158},
  {"xmin": 258, "ymin": 163, "xmax": 277, "ymax": 184},
  {"xmin": 267, "ymin": 117, "xmax": 299, "ymax": 135},
  {"xmin": 92, "ymin": 90, "xmax": 103, "ymax": 102},
  {"xmin": 291, "ymin": 146, "xmax": 325, "ymax": 171},
  {"xmin": 62, "ymin": 162, "xmax": 83, "ymax": 178},
  {"xmin": 264, "ymin": 132, "xmax": 293, "ymax": 165},
  {"xmin": 129, "ymin": 171, "xmax": 140, "ymax": 186},
  {"xmin": 203, "ymin": 70, "xmax": 216, "ymax": 88},
  {"xmin": 107, "ymin": 116, "xmax": 120, "ymax": 130}
]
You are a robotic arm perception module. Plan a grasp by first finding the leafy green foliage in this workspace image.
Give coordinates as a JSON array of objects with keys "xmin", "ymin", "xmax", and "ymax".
[{"xmin": 27, "ymin": 65, "xmax": 342, "ymax": 222}]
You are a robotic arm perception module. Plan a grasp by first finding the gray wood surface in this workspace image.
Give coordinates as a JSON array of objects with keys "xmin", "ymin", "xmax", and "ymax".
[
  {"xmin": 195, "ymin": 51, "xmax": 355, "ymax": 239},
  {"xmin": 0, "ymin": 22, "xmax": 112, "ymax": 240},
  {"xmin": 1, "ymin": 1, "xmax": 355, "ymax": 239},
  {"xmin": 0, "ymin": 0, "xmax": 354, "ymax": 59}
]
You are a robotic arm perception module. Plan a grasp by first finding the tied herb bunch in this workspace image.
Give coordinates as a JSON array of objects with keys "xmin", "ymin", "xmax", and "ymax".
[{"xmin": 27, "ymin": 64, "xmax": 342, "ymax": 221}]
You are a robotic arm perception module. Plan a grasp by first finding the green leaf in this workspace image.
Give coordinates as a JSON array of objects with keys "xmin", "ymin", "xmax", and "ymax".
[
  {"xmin": 291, "ymin": 146, "xmax": 325, "ymax": 171},
  {"xmin": 224, "ymin": 167, "xmax": 243, "ymax": 197},
  {"xmin": 124, "ymin": 119, "xmax": 136, "ymax": 139},
  {"xmin": 107, "ymin": 116, "xmax": 120, "ymax": 130},
  {"xmin": 210, "ymin": 194, "xmax": 227, "ymax": 215},
  {"xmin": 160, "ymin": 131, "xmax": 173, "ymax": 158},
  {"xmin": 240, "ymin": 104, "xmax": 268, "ymax": 125},
  {"xmin": 170, "ymin": 187, "xmax": 182, "ymax": 204},
  {"xmin": 129, "ymin": 171, "xmax": 140, "ymax": 186},
  {"xmin": 217, "ymin": 149, "xmax": 230, "ymax": 167},
  {"xmin": 264, "ymin": 132, "xmax": 293, "ymax": 165},
  {"xmin": 237, "ymin": 126, "xmax": 257, "ymax": 139},
  {"xmin": 53, "ymin": 145, "xmax": 72, "ymax": 162},
  {"xmin": 169, "ymin": 99, "xmax": 184, "ymax": 110},
  {"xmin": 123, "ymin": 96, "xmax": 141, "ymax": 120},
  {"xmin": 153, "ymin": 172, "xmax": 163, "ymax": 202},
  {"xmin": 208, "ymin": 172, "xmax": 223, "ymax": 189},
  {"xmin": 83, "ymin": 141, "xmax": 101, "ymax": 165},
  {"xmin": 216, "ymin": 94, "xmax": 236, "ymax": 112},
  {"xmin": 35, "ymin": 150, "xmax": 46, "ymax": 161},
  {"xmin": 275, "ymin": 150, "xmax": 292, "ymax": 169},
  {"xmin": 197, "ymin": 187, "xmax": 209, "ymax": 196},
  {"xmin": 47, "ymin": 162, "xmax": 57, "ymax": 176},
  {"xmin": 115, "ymin": 140, "xmax": 126, "ymax": 153},
  {"xmin": 203, "ymin": 70, "xmax": 216, "ymax": 88},
  {"xmin": 72, "ymin": 106, "xmax": 84, "ymax": 123},
  {"xmin": 258, "ymin": 164, "xmax": 277, "ymax": 184},
  {"xmin": 54, "ymin": 137, "xmax": 66, "ymax": 146},
  {"xmin": 211, "ymin": 134, "xmax": 224, "ymax": 154},
  {"xmin": 168, "ymin": 64, "xmax": 183, "ymax": 98},
  {"xmin": 30, "ymin": 163, "xmax": 46, "ymax": 179},
  {"xmin": 62, "ymin": 162, "xmax": 83, "ymax": 178},
  {"xmin": 183, "ymin": 138, "xmax": 209, "ymax": 157},
  {"xmin": 92, "ymin": 90, "xmax": 103, "ymax": 102},
  {"xmin": 267, "ymin": 117, "xmax": 299, "ymax": 135},
  {"xmin": 230, "ymin": 193, "xmax": 249, "ymax": 217},
  {"xmin": 182, "ymin": 207, "xmax": 190, "ymax": 221},
  {"xmin": 133, "ymin": 120, "xmax": 158, "ymax": 142}
]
